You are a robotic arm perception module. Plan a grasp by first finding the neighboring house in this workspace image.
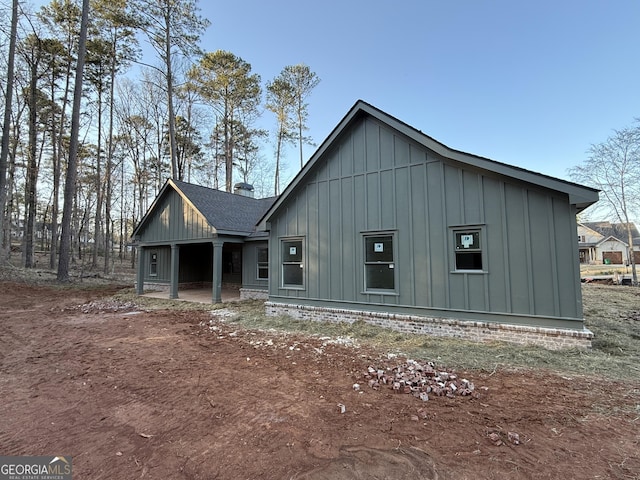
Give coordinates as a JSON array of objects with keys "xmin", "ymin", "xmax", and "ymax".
[
  {"xmin": 578, "ymin": 221, "xmax": 640, "ymax": 265},
  {"xmin": 131, "ymin": 180, "xmax": 275, "ymax": 302},
  {"xmin": 134, "ymin": 100, "xmax": 600, "ymax": 348},
  {"xmin": 257, "ymin": 100, "xmax": 599, "ymax": 348}
]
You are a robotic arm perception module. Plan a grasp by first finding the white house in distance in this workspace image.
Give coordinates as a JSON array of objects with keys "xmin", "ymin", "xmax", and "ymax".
[{"xmin": 578, "ymin": 222, "xmax": 640, "ymax": 265}]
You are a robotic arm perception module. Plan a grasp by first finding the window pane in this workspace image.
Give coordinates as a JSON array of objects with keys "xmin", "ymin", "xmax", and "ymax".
[
  {"xmin": 258, "ymin": 265, "xmax": 269, "ymax": 279},
  {"xmin": 365, "ymin": 236, "xmax": 393, "ymax": 262},
  {"xmin": 366, "ymin": 264, "xmax": 394, "ymax": 289},
  {"xmin": 150, "ymin": 252, "xmax": 157, "ymax": 275},
  {"xmin": 257, "ymin": 247, "xmax": 269, "ymax": 263},
  {"xmin": 283, "ymin": 264, "xmax": 303, "ymax": 286},
  {"xmin": 282, "ymin": 240, "xmax": 302, "ymax": 262},
  {"xmin": 455, "ymin": 252, "xmax": 483, "ymax": 270},
  {"xmin": 455, "ymin": 231, "xmax": 480, "ymax": 250}
]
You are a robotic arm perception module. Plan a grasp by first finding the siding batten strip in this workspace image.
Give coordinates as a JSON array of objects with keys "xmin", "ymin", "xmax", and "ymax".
[
  {"xmin": 500, "ymin": 182, "xmax": 511, "ymax": 312},
  {"xmin": 523, "ymin": 190, "xmax": 535, "ymax": 314},
  {"xmin": 548, "ymin": 197, "xmax": 560, "ymax": 316},
  {"xmin": 439, "ymin": 161, "xmax": 450, "ymax": 309},
  {"xmin": 408, "ymin": 165, "xmax": 415, "ymax": 306},
  {"xmin": 424, "ymin": 161, "xmax": 432, "ymax": 307},
  {"xmin": 480, "ymin": 173, "xmax": 489, "ymax": 311},
  {"xmin": 459, "ymin": 169, "xmax": 469, "ymax": 310}
]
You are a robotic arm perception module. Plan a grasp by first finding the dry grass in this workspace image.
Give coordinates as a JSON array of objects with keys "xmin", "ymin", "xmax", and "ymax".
[
  {"xmin": 222, "ymin": 286, "xmax": 640, "ymax": 382},
  {"xmin": 580, "ymin": 264, "xmax": 630, "ymax": 276},
  {"xmin": 3, "ymin": 263, "xmax": 640, "ymax": 381}
]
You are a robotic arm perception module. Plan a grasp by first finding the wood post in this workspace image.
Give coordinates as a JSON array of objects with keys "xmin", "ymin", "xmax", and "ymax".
[
  {"xmin": 170, "ymin": 243, "xmax": 179, "ymax": 299},
  {"xmin": 212, "ymin": 241, "xmax": 223, "ymax": 303}
]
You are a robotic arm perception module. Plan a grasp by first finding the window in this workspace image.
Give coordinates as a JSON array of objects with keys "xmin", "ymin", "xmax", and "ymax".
[
  {"xmin": 454, "ymin": 229, "xmax": 483, "ymax": 270},
  {"xmin": 149, "ymin": 252, "xmax": 158, "ymax": 276},
  {"xmin": 281, "ymin": 239, "xmax": 303, "ymax": 287},
  {"xmin": 257, "ymin": 247, "xmax": 269, "ymax": 279},
  {"xmin": 364, "ymin": 233, "xmax": 395, "ymax": 291}
]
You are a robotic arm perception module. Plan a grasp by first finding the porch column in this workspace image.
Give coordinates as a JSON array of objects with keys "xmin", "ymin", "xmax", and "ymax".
[
  {"xmin": 212, "ymin": 240, "xmax": 223, "ymax": 303},
  {"xmin": 136, "ymin": 245, "xmax": 145, "ymax": 295},
  {"xmin": 170, "ymin": 243, "xmax": 180, "ymax": 299}
]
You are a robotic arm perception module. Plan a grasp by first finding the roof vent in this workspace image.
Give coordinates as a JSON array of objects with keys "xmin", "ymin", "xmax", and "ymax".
[{"xmin": 234, "ymin": 182, "xmax": 254, "ymax": 198}]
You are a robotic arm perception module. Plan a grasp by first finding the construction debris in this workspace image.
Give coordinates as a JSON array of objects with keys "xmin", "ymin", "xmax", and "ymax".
[
  {"xmin": 75, "ymin": 299, "xmax": 141, "ymax": 314},
  {"xmin": 362, "ymin": 359, "xmax": 479, "ymax": 401}
]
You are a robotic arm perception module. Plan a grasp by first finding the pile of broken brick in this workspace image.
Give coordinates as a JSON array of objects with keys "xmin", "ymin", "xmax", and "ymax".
[
  {"xmin": 359, "ymin": 359, "xmax": 479, "ymax": 402},
  {"xmin": 75, "ymin": 299, "xmax": 142, "ymax": 314}
]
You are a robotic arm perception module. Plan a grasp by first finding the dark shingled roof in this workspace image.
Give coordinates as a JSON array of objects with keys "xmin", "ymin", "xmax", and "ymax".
[
  {"xmin": 583, "ymin": 221, "xmax": 640, "ymax": 246},
  {"xmin": 172, "ymin": 180, "xmax": 276, "ymax": 235}
]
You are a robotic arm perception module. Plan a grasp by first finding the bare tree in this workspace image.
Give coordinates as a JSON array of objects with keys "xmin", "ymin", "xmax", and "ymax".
[
  {"xmin": 20, "ymin": 33, "xmax": 47, "ymax": 268},
  {"xmin": 279, "ymin": 64, "xmax": 320, "ymax": 168},
  {"xmin": 266, "ymin": 76, "xmax": 295, "ymax": 195},
  {"xmin": 132, "ymin": 0, "xmax": 208, "ymax": 180},
  {"xmin": 57, "ymin": 0, "xmax": 90, "ymax": 282},
  {"xmin": 0, "ymin": 0, "xmax": 19, "ymax": 263},
  {"xmin": 569, "ymin": 126, "xmax": 640, "ymax": 285},
  {"xmin": 38, "ymin": 0, "xmax": 83, "ymax": 270}
]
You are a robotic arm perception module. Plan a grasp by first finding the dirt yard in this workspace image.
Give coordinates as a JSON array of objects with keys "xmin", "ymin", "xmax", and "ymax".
[{"xmin": 0, "ymin": 281, "xmax": 639, "ymax": 479}]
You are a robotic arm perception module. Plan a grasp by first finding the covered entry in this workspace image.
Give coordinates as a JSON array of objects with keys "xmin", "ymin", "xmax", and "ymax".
[{"xmin": 131, "ymin": 179, "xmax": 275, "ymax": 303}]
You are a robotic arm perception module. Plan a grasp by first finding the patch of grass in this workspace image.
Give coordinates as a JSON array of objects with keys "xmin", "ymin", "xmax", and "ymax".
[{"xmin": 580, "ymin": 265, "xmax": 630, "ymax": 277}]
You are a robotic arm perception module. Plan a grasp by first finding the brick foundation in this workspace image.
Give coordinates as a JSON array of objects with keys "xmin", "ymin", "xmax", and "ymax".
[
  {"xmin": 240, "ymin": 288, "xmax": 269, "ymax": 300},
  {"xmin": 265, "ymin": 302, "xmax": 593, "ymax": 350}
]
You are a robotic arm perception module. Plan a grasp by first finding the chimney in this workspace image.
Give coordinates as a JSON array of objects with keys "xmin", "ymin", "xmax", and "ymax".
[{"xmin": 234, "ymin": 182, "xmax": 254, "ymax": 198}]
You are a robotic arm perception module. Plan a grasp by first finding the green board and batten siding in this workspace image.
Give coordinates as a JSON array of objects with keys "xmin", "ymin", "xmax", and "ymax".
[
  {"xmin": 241, "ymin": 241, "xmax": 269, "ymax": 290},
  {"xmin": 268, "ymin": 114, "xmax": 584, "ymax": 329},
  {"xmin": 137, "ymin": 189, "xmax": 216, "ymax": 244},
  {"xmin": 135, "ymin": 188, "xmax": 216, "ymax": 284}
]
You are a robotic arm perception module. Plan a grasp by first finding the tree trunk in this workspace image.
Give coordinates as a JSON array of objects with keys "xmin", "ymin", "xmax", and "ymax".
[
  {"xmin": 49, "ymin": 82, "xmax": 60, "ymax": 270},
  {"xmin": 5, "ymin": 119, "xmax": 21, "ymax": 253},
  {"xmin": 93, "ymin": 88, "xmax": 104, "ymax": 269},
  {"xmin": 274, "ymin": 126, "xmax": 283, "ymax": 196},
  {"xmin": 625, "ymin": 223, "xmax": 638, "ymax": 286},
  {"xmin": 58, "ymin": 0, "xmax": 90, "ymax": 282},
  {"xmin": 0, "ymin": 0, "xmax": 18, "ymax": 263},
  {"xmin": 24, "ymin": 59, "xmax": 39, "ymax": 269},
  {"xmin": 105, "ymin": 37, "xmax": 118, "ymax": 274},
  {"xmin": 50, "ymin": 50, "xmax": 73, "ymax": 270},
  {"xmin": 164, "ymin": 13, "xmax": 178, "ymax": 179},
  {"xmin": 298, "ymin": 114, "xmax": 303, "ymax": 169}
]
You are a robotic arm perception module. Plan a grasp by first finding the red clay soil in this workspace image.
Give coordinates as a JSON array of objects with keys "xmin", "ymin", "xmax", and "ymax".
[{"xmin": 0, "ymin": 281, "xmax": 638, "ymax": 479}]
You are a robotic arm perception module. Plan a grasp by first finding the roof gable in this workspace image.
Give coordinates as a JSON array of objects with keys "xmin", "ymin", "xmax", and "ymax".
[
  {"xmin": 258, "ymin": 100, "xmax": 599, "ymax": 228},
  {"xmin": 132, "ymin": 179, "xmax": 276, "ymax": 240},
  {"xmin": 596, "ymin": 235, "xmax": 628, "ymax": 247}
]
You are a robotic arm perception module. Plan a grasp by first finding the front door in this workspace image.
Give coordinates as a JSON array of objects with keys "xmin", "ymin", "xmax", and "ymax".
[{"xmin": 222, "ymin": 243, "xmax": 242, "ymax": 285}]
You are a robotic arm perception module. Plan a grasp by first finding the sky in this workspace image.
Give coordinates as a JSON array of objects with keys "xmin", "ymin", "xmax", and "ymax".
[{"xmin": 194, "ymin": 0, "xmax": 640, "ymax": 183}]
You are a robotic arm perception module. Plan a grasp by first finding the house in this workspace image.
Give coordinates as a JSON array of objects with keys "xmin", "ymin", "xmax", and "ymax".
[
  {"xmin": 578, "ymin": 222, "xmax": 640, "ymax": 265},
  {"xmin": 256, "ymin": 100, "xmax": 599, "ymax": 349},
  {"xmin": 131, "ymin": 180, "xmax": 275, "ymax": 302},
  {"xmin": 133, "ymin": 100, "xmax": 600, "ymax": 349}
]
